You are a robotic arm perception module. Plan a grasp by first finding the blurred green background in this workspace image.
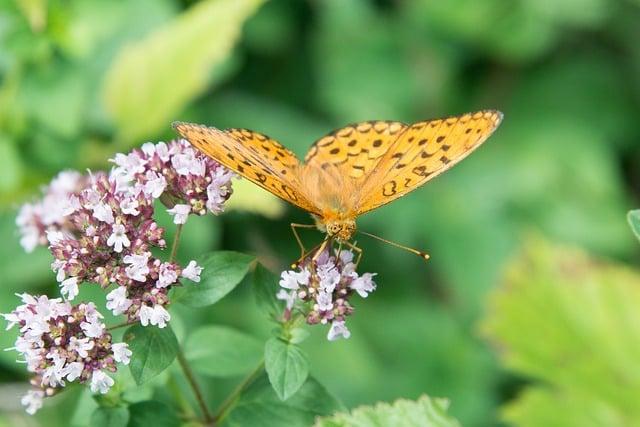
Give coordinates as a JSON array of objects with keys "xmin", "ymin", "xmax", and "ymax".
[{"xmin": 1, "ymin": 0, "xmax": 640, "ymax": 426}]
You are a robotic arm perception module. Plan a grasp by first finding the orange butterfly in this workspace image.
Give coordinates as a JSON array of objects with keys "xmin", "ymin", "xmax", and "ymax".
[{"xmin": 174, "ymin": 110, "xmax": 503, "ymax": 259}]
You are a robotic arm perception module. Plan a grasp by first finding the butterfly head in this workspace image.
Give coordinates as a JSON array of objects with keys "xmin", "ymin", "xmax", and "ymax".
[{"xmin": 324, "ymin": 218, "xmax": 356, "ymax": 242}]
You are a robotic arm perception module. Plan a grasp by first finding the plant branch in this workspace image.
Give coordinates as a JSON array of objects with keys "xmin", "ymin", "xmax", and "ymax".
[
  {"xmin": 106, "ymin": 321, "xmax": 133, "ymax": 331},
  {"xmin": 177, "ymin": 348, "xmax": 214, "ymax": 425},
  {"xmin": 214, "ymin": 360, "xmax": 265, "ymax": 423},
  {"xmin": 169, "ymin": 223, "xmax": 183, "ymax": 263}
]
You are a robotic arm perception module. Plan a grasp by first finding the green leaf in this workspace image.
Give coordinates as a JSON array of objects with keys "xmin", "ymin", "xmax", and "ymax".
[
  {"xmin": 252, "ymin": 263, "xmax": 282, "ymax": 318},
  {"xmin": 481, "ymin": 236, "xmax": 640, "ymax": 426},
  {"xmin": 264, "ymin": 337, "xmax": 309, "ymax": 400},
  {"xmin": 627, "ymin": 210, "xmax": 640, "ymax": 242},
  {"xmin": 185, "ymin": 325, "xmax": 262, "ymax": 377},
  {"xmin": 90, "ymin": 406, "xmax": 129, "ymax": 427},
  {"xmin": 313, "ymin": 395, "xmax": 461, "ymax": 427},
  {"xmin": 220, "ymin": 374, "xmax": 342, "ymax": 426},
  {"xmin": 124, "ymin": 324, "xmax": 179, "ymax": 385},
  {"xmin": 127, "ymin": 401, "xmax": 180, "ymax": 427},
  {"xmin": 102, "ymin": 0, "xmax": 265, "ymax": 144},
  {"xmin": 177, "ymin": 251, "xmax": 255, "ymax": 308}
]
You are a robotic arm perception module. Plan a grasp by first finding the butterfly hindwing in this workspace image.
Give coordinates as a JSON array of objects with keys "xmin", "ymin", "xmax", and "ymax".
[
  {"xmin": 304, "ymin": 120, "xmax": 407, "ymax": 180},
  {"xmin": 357, "ymin": 110, "xmax": 503, "ymax": 214},
  {"xmin": 173, "ymin": 122, "xmax": 321, "ymax": 214}
]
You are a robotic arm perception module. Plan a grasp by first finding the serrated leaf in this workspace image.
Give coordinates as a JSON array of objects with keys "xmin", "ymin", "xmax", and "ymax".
[
  {"xmin": 264, "ymin": 337, "xmax": 309, "ymax": 400},
  {"xmin": 124, "ymin": 324, "xmax": 179, "ymax": 385},
  {"xmin": 90, "ymin": 406, "xmax": 129, "ymax": 427},
  {"xmin": 481, "ymin": 236, "xmax": 640, "ymax": 426},
  {"xmin": 185, "ymin": 325, "xmax": 262, "ymax": 377},
  {"xmin": 220, "ymin": 374, "xmax": 342, "ymax": 426},
  {"xmin": 127, "ymin": 401, "xmax": 180, "ymax": 427},
  {"xmin": 252, "ymin": 263, "xmax": 283, "ymax": 318},
  {"xmin": 627, "ymin": 210, "xmax": 640, "ymax": 242},
  {"xmin": 314, "ymin": 395, "xmax": 461, "ymax": 427},
  {"xmin": 177, "ymin": 251, "xmax": 254, "ymax": 307},
  {"xmin": 102, "ymin": 0, "xmax": 265, "ymax": 144}
]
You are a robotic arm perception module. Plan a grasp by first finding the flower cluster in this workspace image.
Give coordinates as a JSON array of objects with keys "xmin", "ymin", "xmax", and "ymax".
[
  {"xmin": 277, "ymin": 248, "xmax": 377, "ymax": 341},
  {"xmin": 3, "ymin": 294, "xmax": 131, "ymax": 414},
  {"xmin": 16, "ymin": 171, "xmax": 90, "ymax": 253},
  {"xmin": 111, "ymin": 139, "xmax": 234, "ymax": 224},
  {"xmin": 46, "ymin": 171, "xmax": 202, "ymax": 326}
]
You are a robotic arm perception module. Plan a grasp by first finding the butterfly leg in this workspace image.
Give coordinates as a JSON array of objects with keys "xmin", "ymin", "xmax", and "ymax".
[{"xmin": 290, "ymin": 223, "xmax": 317, "ymax": 259}]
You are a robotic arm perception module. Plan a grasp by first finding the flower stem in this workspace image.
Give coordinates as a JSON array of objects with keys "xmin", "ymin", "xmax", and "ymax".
[
  {"xmin": 177, "ymin": 348, "xmax": 214, "ymax": 425},
  {"xmin": 214, "ymin": 360, "xmax": 265, "ymax": 423},
  {"xmin": 106, "ymin": 321, "xmax": 133, "ymax": 331},
  {"xmin": 169, "ymin": 224, "xmax": 183, "ymax": 263}
]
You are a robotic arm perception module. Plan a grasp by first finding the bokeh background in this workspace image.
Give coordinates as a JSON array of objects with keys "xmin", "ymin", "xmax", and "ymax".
[{"xmin": 1, "ymin": 0, "xmax": 640, "ymax": 426}]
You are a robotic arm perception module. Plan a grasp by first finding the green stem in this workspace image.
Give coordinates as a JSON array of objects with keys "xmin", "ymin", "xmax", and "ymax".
[
  {"xmin": 106, "ymin": 321, "xmax": 133, "ymax": 331},
  {"xmin": 169, "ymin": 224, "xmax": 183, "ymax": 263},
  {"xmin": 214, "ymin": 360, "xmax": 265, "ymax": 423},
  {"xmin": 177, "ymin": 349, "xmax": 214, "ymax": 425}
]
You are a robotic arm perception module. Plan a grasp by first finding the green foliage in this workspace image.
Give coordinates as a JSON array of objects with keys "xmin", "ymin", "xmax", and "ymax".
[
  {"xmin": 314, "ymin": 395, "xmax": 461, "ymax": 427},
  {"xmin": 175, "ymin": 251, "xmax": 254, "ymax": 307},
  {"xmin": 481, "ymin": 237, "xmax": 640, "ymax": 426},
  {"xmin": 251, "ymin": 263, "xmax": 283, "ymax": 319},
  {"xmin": 220, "ymin": 374, "xmax": 343, "ymax": 426},
  {"xmin": 90, "ymin": 407, "xmax": 129, "ymax": 427},
  {"xmin": 264, "ymin": 337, "xmax": 309, "ymax": 401},
  {"xmin": 124, "ymin": 324, "xmax": 179, "ymax": 385},
  {"xmin": 102, "ymin": 0, "xmax": 265, "ymax": 145},
  {"xmin": 627, "ymin": 210, "xmax": 640, "ymax": 242},
  {"xmin": 185, "ymin": 325, "xmax": 262, "ymax": 377},
  {"xmin": 127, "ymin": 401, "xmax": 180, "ymax": 427}
]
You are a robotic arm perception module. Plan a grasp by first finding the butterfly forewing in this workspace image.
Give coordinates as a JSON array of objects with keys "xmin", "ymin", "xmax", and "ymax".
[
  {"xmin": 304, "ymin": 121, "xmax": 408, "ymax": 180},
  {"xmin": 356, "ymin": 110, "xmax": 503, "ymax": 214},
  {"xmin": 173, "ymin": 122, "xmax": 321, "ymax": 214}
]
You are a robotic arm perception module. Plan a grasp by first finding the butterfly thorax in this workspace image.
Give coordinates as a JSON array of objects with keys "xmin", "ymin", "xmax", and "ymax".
[{"xmin": 314, "ymin": 212, "xmax": 356, "ymax": 242}]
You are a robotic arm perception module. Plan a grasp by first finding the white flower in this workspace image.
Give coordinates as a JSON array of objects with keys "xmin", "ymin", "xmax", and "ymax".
[
  {"xmin": 317, "ymin": 264, "xmax": 340, "ymax": 293},
  {"xmin": 120, "ymin": 197, "xmax": 139, "ymax": 216},
  {"xmin": 42, "ymin": 353, "xmax": 67, "ymax": 387},
  {"xmin": 110, "ymin": 152, "xmax": 147, "ymax": 180},
  {"xmin": 167, "ymin": 204, "xmax": 190, "ymax": 224},
  {"xmin": 60, "ymin": 277, "xmax": 79, "ymax": 300},
  {"xmin": 107, "ymin": 223, "xmax": 130, "ymax": 253},
  {"xmin": 49, "ymin": 170, "xmax": 81, "ymax": 194},
  {"xmin": 206, "ymin": 168, "xmax": 234, "ymax": 214},
  {"xmin": 350, "ymin": 272, "xmax": 377, "ymax": 298},
  {"xmin": 279, "ymin": 269, "xmax": 310, "ymax": 290},
  {"xmin": 316, "ymin": 291, "xmax": 333, "ymax": 311},
  {"xmin": 64, "ymin": 361, "xmax": 84, "ymax": 382},
  {"xmin": 181, "ymin": 260, "xmax": 202, "ymax": 282},
  {"xmin": 90, "ymin": 370, "xmax": 114, "ymax": 394},
  {"xmin": 143, "ymin": 171, "xmax": 167, "ymax": 198},
  {"xmin": 83, "ymin": 302, "xmax": 103, "ymax": 324},
  {"xmin": 155, "ymin": 142, "xmax": 171, "ymax": 162},
  {"xmin": 62, "ymin": 195, "xmax": 81, "ymax": 216},
  {"xmin": 19, "ymin": 225, "xmax": 40, "ymax": 253},
  {"xmin": 112, "ymin": 342, "xmax": 132, "ymax": 365},
  {"xmin": 21, "ymin": 390, "xmax": 44, "ymax": 415},
  {"xmin": 156, "ymin": 263, "xmax": 178, "ymax": 288},
  {"xmin": 338, "ymin": 250, "xmax": 354, "ymax": 264},
  {"xmin": 46, "ymin": 230, "xmax": 65, "ymax": 245},
  {"xmin": 106, "ymin": 287, "xmax": 132, "ymax": 316},
  {"xmin": 172, "ymin": 150, "xmax": 205, "ymax": 176},
  {"xmin": 141, "ymin": 142, "xmax": 156, "ymax": 156},
  {"xmin": 68, "ymin": 336, "xmax": 94, "ymax": 358},
  {"xmin": 123, "ymin": 252, "xmax": 150, "ymax": 282},
  {"xmin": 80, "ymin": 319, "xmax": 104, "ymax": 338},
  {"xmin": 327, "ymin": 321, "xmax": 351, "ymax": 341},
  {"xmin": 92, "ymin": 202, "xmax": 114, "ymax": 224},
  {"xmin": 139, "ymin": 305, "xmax": 170, "ymax": 328},
  {"xmin": 276, "ymin": 289, "xmax": 296, "ymax": 310}
]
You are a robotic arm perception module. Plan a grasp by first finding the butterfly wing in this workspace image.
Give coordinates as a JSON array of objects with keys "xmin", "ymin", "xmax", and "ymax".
[
  {"xmin": 304, "ymin": 120, "xmax": 407, "ymax": 180},
  {"xmin": 356, "ymin": 110, "xmax": 503, "ymax": 214},
  {"xmin": 173, "ymin": 122, "xmax": 321, "ymax": 215}
]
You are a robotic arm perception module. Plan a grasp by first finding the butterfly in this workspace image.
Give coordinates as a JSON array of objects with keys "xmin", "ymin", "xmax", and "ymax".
[{"xmin": 173, "ymin": 110, "xmax": 503, "ymax": 258}]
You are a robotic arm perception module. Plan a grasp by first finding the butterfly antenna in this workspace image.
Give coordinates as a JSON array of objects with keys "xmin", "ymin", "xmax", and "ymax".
[{"xmin": 358, "ymin": 231, "xmax": 430, "ymax": 261}]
